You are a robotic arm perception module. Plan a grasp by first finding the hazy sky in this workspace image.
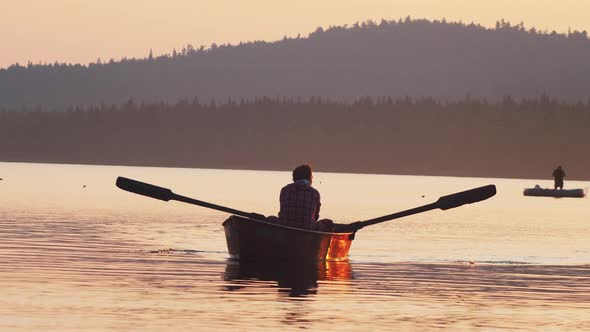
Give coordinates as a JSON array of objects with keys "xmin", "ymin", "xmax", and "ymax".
[{"xmin": 2, "ymin": 0, "xmax": 589, "ymax": 68}]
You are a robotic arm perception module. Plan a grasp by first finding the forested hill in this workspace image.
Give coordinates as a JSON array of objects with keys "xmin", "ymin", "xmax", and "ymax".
[{"xmin": 2, "ymin": 18, "xmax": 590, "ymax": 110}]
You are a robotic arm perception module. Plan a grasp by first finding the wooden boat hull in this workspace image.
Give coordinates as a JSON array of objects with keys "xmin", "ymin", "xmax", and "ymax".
[
  {"xmin": 222, "ymin": 215, "xmax": 355, "ymax": 261},
  {"xmin": 523, "ymin": 188, "xmax": 586, "ymax": 198}
]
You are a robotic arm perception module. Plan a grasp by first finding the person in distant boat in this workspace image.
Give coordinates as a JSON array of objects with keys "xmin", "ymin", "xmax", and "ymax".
[
  {"xmin": 274, "ymin": 164, "xmax": 333, "ymax": 232},
  {"xmin": 552, "ymin": 166, "xmax": 566, "ymax": 190}
]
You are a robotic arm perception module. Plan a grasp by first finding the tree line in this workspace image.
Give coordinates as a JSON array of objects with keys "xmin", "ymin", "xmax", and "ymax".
[{"xmin": 1, "ymin": 96, "xmax": 589, "ymax": 180}]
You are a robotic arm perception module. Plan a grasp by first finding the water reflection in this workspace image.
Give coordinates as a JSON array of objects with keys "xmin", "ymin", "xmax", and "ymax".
[{"xmin": 223, "ymin": 259, "xmax": 353, "ymax": 297}]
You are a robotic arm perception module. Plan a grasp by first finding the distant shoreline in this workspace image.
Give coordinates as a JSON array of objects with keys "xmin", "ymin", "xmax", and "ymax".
[
  {"xmin": 2, "ymin": 97, "xmax": 589, "ymax": 182},
  {"xmin": 1, "ymin": 160, "xmax": 588, "ymax": 182}
]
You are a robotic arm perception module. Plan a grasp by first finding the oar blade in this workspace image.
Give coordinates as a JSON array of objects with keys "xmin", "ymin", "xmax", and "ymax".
[
  {"xmin": 116, "ymin": 176, "xmax": 174, "ymax": 202},
  {"xmin": 436, "ymin": 184, "xmax": 496, "ymax": 210}
]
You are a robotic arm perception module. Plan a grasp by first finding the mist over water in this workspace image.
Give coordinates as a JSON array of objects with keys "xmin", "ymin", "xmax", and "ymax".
[{"xmin": 1, "ymin": 162, "xmax": 589, "ymax": 331}]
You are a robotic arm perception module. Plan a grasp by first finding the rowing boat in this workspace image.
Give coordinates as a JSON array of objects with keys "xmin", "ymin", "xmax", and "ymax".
[
  {"xmin": 115, "ymin": 177, "xmax": 496, "ymax": 262},
  {"xmin": 223, "ymin": 215, "xmax": 355, "ymax": 261},
  {"xmin": 523, "ymin": 187, "xmax": 586, "ymax": 198}
]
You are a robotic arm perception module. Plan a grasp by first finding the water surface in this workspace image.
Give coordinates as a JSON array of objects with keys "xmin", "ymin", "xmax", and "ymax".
[{"xmin": 1, "ymin": 162, "xmax": 589, "ymax": 331}]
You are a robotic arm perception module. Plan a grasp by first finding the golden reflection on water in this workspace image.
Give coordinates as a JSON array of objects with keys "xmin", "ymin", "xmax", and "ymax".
[{"xmin": 223, "ymin": 260, "xmax": 352, "ymax": 298}]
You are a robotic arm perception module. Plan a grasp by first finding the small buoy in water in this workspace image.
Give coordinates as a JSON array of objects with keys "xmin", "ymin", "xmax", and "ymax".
[
  {"xmin": 82, "ymin": 185, "xmax": 86, "ymax": 188},
  {"xmin": 421, "ymin": 195, "xmax": 425, "ymax": 198},
  {"xmin": 469, "ymin": 261, "xmax": 475, "ymax": 265}
]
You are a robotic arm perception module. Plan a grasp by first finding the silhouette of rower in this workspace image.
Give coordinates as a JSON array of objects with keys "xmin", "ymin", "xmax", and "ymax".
[{"xmin": 552, "ymin": 166, "xmax": 566, "ymax": 190}]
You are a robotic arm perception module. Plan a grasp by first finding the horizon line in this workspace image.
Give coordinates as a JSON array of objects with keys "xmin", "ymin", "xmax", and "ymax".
[{"xmin": 3, "ymin": 16, "xmax": 588, "ymax": 71}]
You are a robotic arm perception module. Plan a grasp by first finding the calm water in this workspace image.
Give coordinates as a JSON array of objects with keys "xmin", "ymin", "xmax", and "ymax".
[{"xmin": 1, "ymin": 162, "xmax": 589, "ymax": 331}]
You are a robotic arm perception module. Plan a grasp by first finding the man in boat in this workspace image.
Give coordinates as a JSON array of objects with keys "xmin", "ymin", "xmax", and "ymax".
[
  {"xmin": 274, "ymin": 164, "xmax": 333, "ymax": 232},
  {"xmin": 552, "ymin": 166, "xmax": 566, "ymax": 190}
]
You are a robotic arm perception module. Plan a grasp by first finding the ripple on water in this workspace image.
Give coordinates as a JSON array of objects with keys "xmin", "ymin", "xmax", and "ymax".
[{"xmin": 2, "ymin": 164, "xmax": 590, "ymax": 331}]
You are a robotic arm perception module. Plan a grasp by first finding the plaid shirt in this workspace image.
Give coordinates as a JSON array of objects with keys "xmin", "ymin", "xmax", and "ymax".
[{"xmin": 279, "ymin": 180, "xmax": 321, "ymax": 230}]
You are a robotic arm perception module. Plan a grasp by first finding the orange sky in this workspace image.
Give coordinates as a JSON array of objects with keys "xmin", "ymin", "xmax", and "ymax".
[{"xmin": 2, "ymin": 0, "xmax": 589, "ymax": 68}]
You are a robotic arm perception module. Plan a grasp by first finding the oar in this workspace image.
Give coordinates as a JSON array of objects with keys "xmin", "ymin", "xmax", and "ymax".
[
  {"xmin": 115, "ymin": 176, "xmax": 267, "ymax": 221},
  {"xmin": 339, "ymin": 184, "xmax": 496, "ymax": 232}
]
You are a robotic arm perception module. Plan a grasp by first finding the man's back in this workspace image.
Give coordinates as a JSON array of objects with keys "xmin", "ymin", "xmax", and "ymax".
[
  {"xmin": 279, "ymin": 181, "xmax": 321, "ymax": 230},
  {"xmin": 553, "ymin": 167, "xmax": 566, "ymax": 179}
]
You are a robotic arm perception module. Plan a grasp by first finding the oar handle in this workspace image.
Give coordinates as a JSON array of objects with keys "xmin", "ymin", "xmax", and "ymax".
[{"xmin": 116, "ymin": 176, "xmax": 266, "ymax": 220}]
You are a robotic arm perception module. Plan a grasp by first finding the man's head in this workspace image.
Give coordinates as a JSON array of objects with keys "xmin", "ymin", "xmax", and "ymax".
[{"xmin": 292, "ymin": 164, "xmax": 313, "ymax": 183}]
